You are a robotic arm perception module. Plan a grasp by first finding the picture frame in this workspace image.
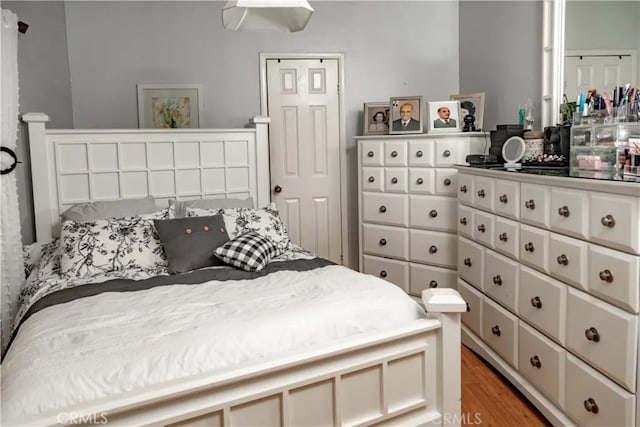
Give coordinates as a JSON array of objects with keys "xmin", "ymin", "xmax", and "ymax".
[
  {"xmin": 389, "ymin": 96, "xmax": 423, "ymax": 134},
  {"xmin": 428, "ymin": 101, "xmax": 462, "ymax": 133},
  {"xmin": 449, "ymin": 92, "xmax": 485, "ymax": 131},
  {"xmin": 137, "ymin": 84, "xmax": 204, "ymax": 128},
  {"xmin": 363, "ymin": 102, "xmax": 391, "ymax": 135}
]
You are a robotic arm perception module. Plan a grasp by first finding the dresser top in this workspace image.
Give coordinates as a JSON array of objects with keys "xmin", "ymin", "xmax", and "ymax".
[{"xmin": 354, "ymin": 132, "xmax": 487, "ymax": 140}]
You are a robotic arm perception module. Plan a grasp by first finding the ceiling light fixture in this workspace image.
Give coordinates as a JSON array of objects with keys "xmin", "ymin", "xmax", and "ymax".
[{"xmin": 222, "ymin": 0, "xmax": 314, "ymax": 33}]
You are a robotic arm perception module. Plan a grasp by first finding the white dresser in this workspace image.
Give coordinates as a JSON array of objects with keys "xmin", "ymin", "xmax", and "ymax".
[
  {"xmin": 355, "ymin": 133, "xmax": 486, "ymax": 297},
  {"xmin": 456, "ymin": 166, "xmax": 640, "ymax": 426}
]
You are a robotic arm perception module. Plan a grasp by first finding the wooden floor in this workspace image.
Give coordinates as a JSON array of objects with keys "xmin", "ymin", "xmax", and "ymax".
[{"xmin": 461, "ymin": 345, "xmax": 552, "ymax": 426}]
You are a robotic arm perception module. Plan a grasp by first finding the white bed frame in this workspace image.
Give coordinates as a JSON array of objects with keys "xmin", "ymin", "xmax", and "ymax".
[{"xmin": 21, "ymin": 113, "xmax": 466, "ymax": 427}]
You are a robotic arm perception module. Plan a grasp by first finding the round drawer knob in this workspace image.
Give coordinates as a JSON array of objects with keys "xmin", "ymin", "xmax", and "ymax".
[
  {"xmin": 499, "ymin": 232, "xmax": 508, "ymax": 242},
  {"xmin": 477, "ymin": 189, "xmax": 486, "ymax": 198},
  {"xmin": 429, "ymin": 245, "xmax": 438, "ymax": 254},
  {"xmin": 368, "ymin": 176, "xmax": 375, "ymax": 183},
  {"xmin": 499, "ymin": 194, "xmax": 508, "ymax": 204},
  {"xmin": 367, "ymin": 151, "xmax": 374, "ymax": 158},
  {"xmin": 585, "ymin": 327, "xmax": 600, "ymax": 342},
  {"xmin": 379, "ymin": 270, "xmax": 387, "ymax": 278},
  {"xmin": 416, "ymin": 177, "xmax": 424, "ymax": 185},
  {"xmin": 557, "ymin": 254, "xmax": 569, "ymax": 266},
  {"xmin": 601, "ymin": 214, "xmax": 615, "ymax": 228},
  {"xmin": 524, "ymin": 242, "xmax": 535, "ymax": 252},
  {"xmin": 477, "ymin": 224, "xmax": 486, "ymax": 233},
  {"xmin": 391, "ymin": 150, "xmax": 398, "ymax": 158},
  {"xmin": 443, "ymin": 178, "xmax": 451, "ymax": 186},
  {"xmin": 391, "ymin": 177, "xmax": 398, "ymax": 184},
  {"xmin": 379, "ymin": 205, "xmax": 387, "ymax": 213},
  {"xmin": 429, "ymin": 280, "xmax": 438, "ymax": 288},
  {"xmin": 459, "ymin": 217, "xmax": 467, "ymax": 225},
  {"xmin": 460, "ymin": 185, "xmax": 467, "ymax": 194},
  {"xmin": 416, "ymin": 150, "xmax": 423, "ymax": 158},
  {"xmin": 530, "ymin": 296, "xmax": 542, "ymax": 309},
  {"xmin": 525, "ymin": 200, "xmax": 535, "ymax": 210},
  {"xmin": 443, "ymin": 149, "xmax": 451, "ymax": 158},
  {"xmin": 379, "ymin": 238, "xmax": 387, "ymax": 246},
  {"xmin": 558, "ymin": 205, "xmax": 570, "ymax": 217},
  {"xmin": 599, "ymin": 269, "xmax": 613, "ymax": 283},
  {"xmin": 429, "ymin": 209, "xmax": 438, "ymax": 218},
  {"xmin": 463, "ymin": 258, "xmax": 472, "ymax": 267},
  {"xmin": 584, "ymin": 398, "xmax": 599, "ymax": 414},
  {"xmin": 491, "ymin": 325, "xmax": 501, "ymax": 336},
  {"xmin": 529, "ymin": 355, "xmax": 542, "ymax": 369},
  {"xmin": 492, "ymin": 275, "xmax": 502, "ymax": 286}
]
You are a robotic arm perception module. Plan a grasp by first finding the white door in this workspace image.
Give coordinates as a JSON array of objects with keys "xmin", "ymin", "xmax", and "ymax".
[
  {"xmin": 564, "ymin": 54, "xmax": 634, "ymax": 102},
  {"xmin": 265, "ymin": 57, "xmax": 343, "ymax": 263}
]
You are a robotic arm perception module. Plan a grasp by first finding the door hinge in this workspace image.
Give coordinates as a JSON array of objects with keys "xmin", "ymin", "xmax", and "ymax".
[{"xmin": 337, "ymin": 83, "xmax": 340, "ymax": 94}]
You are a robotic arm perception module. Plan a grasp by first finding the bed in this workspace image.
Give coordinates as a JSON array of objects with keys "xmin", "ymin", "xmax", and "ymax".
[{"xmin": 0, "ymin": 113, "xmax": 466, "ymax": 426}]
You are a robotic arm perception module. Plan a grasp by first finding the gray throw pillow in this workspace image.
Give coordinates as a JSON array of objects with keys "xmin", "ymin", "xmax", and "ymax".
[
  {"xmin": 170, "ymin": 197, "xmax": 254, "ymax": 218},
  {"xmin": 154, "ymin": 214, "xmax": 230, "ymax": 274},
  {"xmin": 61, "ymin": 198, "xmax": 159, "ymax": 222}
]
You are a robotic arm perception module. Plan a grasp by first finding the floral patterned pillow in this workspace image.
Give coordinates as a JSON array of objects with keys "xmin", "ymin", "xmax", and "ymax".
[
  {"xmin": 59, "ymin": 214, "xmax": 168, "ymax": 279},
  {"xmin": 187, "ymin": 203, "xmax": 291, "ymax": 252}
]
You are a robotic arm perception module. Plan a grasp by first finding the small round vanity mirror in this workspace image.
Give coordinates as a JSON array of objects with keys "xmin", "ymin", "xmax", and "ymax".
[{"xmin": 502, "ymin": 136, "xmax": 526, "ymax": 169}]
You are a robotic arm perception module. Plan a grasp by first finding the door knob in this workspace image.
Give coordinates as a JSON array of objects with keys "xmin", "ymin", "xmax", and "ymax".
[{"xmin": 274, "ymin": 185, "xmax": 282, "ymax": 193}]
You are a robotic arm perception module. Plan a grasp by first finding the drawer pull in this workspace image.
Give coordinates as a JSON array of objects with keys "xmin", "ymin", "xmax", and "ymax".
[
  {"xmin": 443, "ymin": 149, "xmax": 451, "ymax": 158},
  {"xmin": 416, "ymin": 177, "xmax": 424, "ymax": 185},
  {"xmin": 379, "ymin": 270, "xmax": 387, "ymax": 278},
  {"xmin": 499, "ymin": 232, "xmax": 508, "ymax": 242},
  {"xmin": 463, "ymin": 258, "xmax": 472, "ymax": 267},
  {"xmin": 525, "ymin": 199, "xmax": 535, "ymax": 210},
  {"xmin": 491, "ymin": 325, "xmax": 501, "ymax": 336},
  {"xmin": 477, "ymin": 189, "xmax": 486, "ymax": 198},
  {"xmin": 492, "ymin": 275, "xmax": 502, "ymax": 286},
  {"xmin": 391, "ymin": 177, "xmax": 398, "ymax": 184},
  {"xmin": 367, "ymin": 151, "xmax": 374, "ymax": 158},
  {"xmin": 429, "ymin": 245, "xmax": 438, "ymax": 254},
  {"xmin": 429, "ymin": 210, "xmax": 438, "ymax": 218},
  {"xmin": 444, "ymin": 178, "xmax": 451, "ymax": 186},
  {"xmin": 379, "ymin": 238, "xmax": 387, "ymax": 246},
  {"xmin": 558, "ymin": 205, "xmax": 570, "ymax": 217},
  {"xmin": 379, "ymin": 205, "xmax": 387, "ymax": 213},
  {"xmin": 600, "ymin": 214, "xmax": 615, "ymax": 228},
  {"xmin": 416, "ymin": 150, "xmax": 423, "ymax": 158},
  {"xmin": 529, "ymin": 355, "xmax": 542, "ymax": 369},
  {"xmin": 429, "ymin": 280, "xmax": 438, "ymax": 288},
  {"xmin": 477, "ymin": 224, "xmax": 486, "ymax": 233},
  {"xmin": 459, "ymin": 217, "xmax": 467, "ymax": 225},
  {"xmin": 524, "ymin": 242, "xmax": 535, "ymax": 252},
  {"xmin": 584, "ymin": 398, "xmax": 599, "ymax": 414},
  {"xmin": 368, "ymin": 176, "xmax": 375, "ymax": 183},
  {"xmin": 391, "ymin": 150, "xmax": 398, "ymax": 158},
  {"xmin": 499, "ymin": 194, "xmax": 508, "ymax": 204},
  {"xmin": 556, "ymin": 254, "xmax": 569, "ymax": 266},
  {"xmin": 530, "ymin": 296, "xmax": 542, "ymax": 309},
  {"xmin": 585, "ymin": 327, "xmax": 600, "ymax": 343},
  {"xmin": 460, "ymin": 185, "xmax": 467, "ymax": 193},
  {"xmin": 466, "ymin": 302, "xmax": 471, "ymax": 312},
  {"xmin": 599, "ymin": 269, "xmax": 613, "ymax": 283}
]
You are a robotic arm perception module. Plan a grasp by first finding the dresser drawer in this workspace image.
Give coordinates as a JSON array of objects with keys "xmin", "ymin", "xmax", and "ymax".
[
  {"xmin": 484, "ymin": 250, "xmax": 519, "ymax": 313},
  {"xmin": 361, "ymin": 167, "xmax": 384, "ymax": 192},
  {"xmin": 473, "ymin": 210, "xmax": 495, "ymax": 249},
  {"xmin": 384, "ymin": 141, "xmax": 407, "ymax": 166},
  {"xmin": 409, "ymin": 263, "xmax": 456, "ymax": 296},
  {"xmin": 588, "ymin": 244, "xmax": 640, "ymax": 313},
  {"xmin": 473, "ymin": 176, "xmax": 495, "ymax": 212},
  {"xmin": 565, "ymin": 353, "xmax": 635, "ymax": 427},
  {"xmin": 458, "ymin": 236, "xmax": 485, "ymax": 290},
  {"xmin": 494, "ymin": 180, "xmax": 520, "ymax": 220},
  {"xmin": 457, "ymin": 204, "xmax": 474, "ymax": 239},
  {"xmin": 362, "ymin": 193, "xmax": 408, "ymax": 227},
  {"xmin": 482, "ymin": 297, "xmax": 518, "ymax": 368},
  {"xmin": 384, "ymin": 167, "xmax": 408, "ymax": 193},
  {"xmin": 520, "ymin": 224, "xmax": 549, "ymax": 273},
  {"xmin": 548, "ymin": 232, "xmax": 588, "ymax": 291},
  {"xmin": 566, "ymin": 288, "xmax": 638, "ymax": 392},
  {"xmin": 434, "ymin": 168, "xmax": 457, "ymax": 195},
  {"xmin": 518, "ymin": 322, "xmax": 565, "ymax": 409},
  {"xmin": 457, "ymin": 173, "xmax": 474, "ymax": 205},
  {"xmin": 494, "ymin": 216, "xmax": 520, "ymax": 260},
  {"xmin": 362, "ymin": 255, "xmax": 409, "ymax": 293},
  {"xmin": 518, "ymin": 266, "xmax": 566, "ymax": 345},
  {"xmin": 457, "ymin": 278, "xmax": 483, "ymax": 338},
  {"xmin": 409, "ymin": 229, "xmax": 457, "ymax": 268},
  {"xmin": 409, "ymin": 195, "xmax": 457, "ymax": 232},
  {"xmin": 361, "ymin": 141, "xmax": 383, "ymax": 166},
  {"xmin": 362, "ymin": 224, "xmax": 408, "ymax": 261},
  {"xmin": 434, "ymin": 139, "xmax": 461, "ymax": 166},
  {"xmin": 589, "ymin": 193, "xmax": 640, "ymax": 255},
  {"xmin": 408, "ymin": 168, "xmax": 435, "ymax": 194},
  {"xmin": 408, "ymin": 140, "xmax": 434, "ymax": 166},
  {"xmin": 550, "ymin": 188, "xmax": 589, "ymax": 240},
  {"xmin": 520, "ymin": 183, "xmax": 550, "ymax": 229}
]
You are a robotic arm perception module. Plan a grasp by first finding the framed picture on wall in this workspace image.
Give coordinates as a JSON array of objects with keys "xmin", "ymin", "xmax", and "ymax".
[
  {"xmin": 137, "ymin": 84, "xmax": 204, "ymax": 128},
  {"xmin": 449, "ymin": 92, "xmax": 485, "ymax": 131},
  {"xmin": 363, "ymin": 102, "xmax": 391, "ymax": 135},
  {"xmin": 428, "ymin": 101, "xmax": 462, "ymax": 133},
  {"xmin": 389, "ymin": 96, "xmax": 423, "ymax": 134}
]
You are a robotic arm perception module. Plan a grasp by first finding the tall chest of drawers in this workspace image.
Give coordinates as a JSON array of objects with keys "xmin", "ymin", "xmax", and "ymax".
[
  {"xmin": 355, "ymin": 133, "xmax": 486, "ymax": 297},
  {"xmin": 456, "ymin": 167, "xmax": 640, "ymax": 426}
]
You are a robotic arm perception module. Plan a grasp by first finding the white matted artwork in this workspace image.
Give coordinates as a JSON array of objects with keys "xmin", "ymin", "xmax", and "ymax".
[
  {"xmin": 427, "ymin": 101, "xmax": 461, "ymax": 133},
  {"xmin": 137, "ymin": 84, "xmax": 204, "ymax": 129},
  {"xmin": 450, "ymin": 92, "xmax": 485, "ymax": 131}
]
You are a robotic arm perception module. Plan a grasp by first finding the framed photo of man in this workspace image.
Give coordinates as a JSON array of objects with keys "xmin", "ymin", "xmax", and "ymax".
[
  {"xmin": 389, "ymin": 96, "xmax": 423, "ymax": 134},
  {"xmin": 450, "ymin": 92, "xmax": 485, "ymax": 131},
  {"xmin": 363, "ymin": 102, "xmax": 391, "ymax": 135},
  {"xmin": 428, "ymin": 101, "xmax": 462, "ymax": 133}
]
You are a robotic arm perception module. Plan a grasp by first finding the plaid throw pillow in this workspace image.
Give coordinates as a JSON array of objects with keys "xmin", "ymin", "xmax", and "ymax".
[{"xmin": 214, "ymin": 231, "xmax": 283, "ymax": 272}]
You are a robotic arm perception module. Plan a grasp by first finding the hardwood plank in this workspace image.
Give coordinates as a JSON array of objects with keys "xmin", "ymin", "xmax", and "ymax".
[{"xmin": 461, "ymin": 345, "xmax": 551, "ymax": 426}]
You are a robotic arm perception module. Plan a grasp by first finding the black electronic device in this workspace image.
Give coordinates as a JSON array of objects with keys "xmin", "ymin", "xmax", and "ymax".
[{"xmin": 466, "ymin": 154, "xmax": 497, "ymax": 165}]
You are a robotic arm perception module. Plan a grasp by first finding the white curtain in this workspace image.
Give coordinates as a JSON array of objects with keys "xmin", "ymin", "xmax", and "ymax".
[{"xmin": 1, "ymin": 9, "xmax": 24, "ymax": 354}]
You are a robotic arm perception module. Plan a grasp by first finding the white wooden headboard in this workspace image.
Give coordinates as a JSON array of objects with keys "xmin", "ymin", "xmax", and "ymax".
[{"xmin": 22, "ymin": 113, "xmax": 271, "ymax": 241}]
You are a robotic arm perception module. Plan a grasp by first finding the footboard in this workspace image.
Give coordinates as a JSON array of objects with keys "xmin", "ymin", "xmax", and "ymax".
[{"xmin": 22, "ymin": 289, "xmax": 465, "ymax": 427}]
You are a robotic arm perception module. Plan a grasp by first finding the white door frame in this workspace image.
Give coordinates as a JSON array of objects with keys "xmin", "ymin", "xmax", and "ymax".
[{"xmin": 259, "ymin": 53, "xmax": 348, "ymax": 266}]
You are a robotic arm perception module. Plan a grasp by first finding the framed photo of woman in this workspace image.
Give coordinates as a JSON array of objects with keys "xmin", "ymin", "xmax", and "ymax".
[
  {"xmin": 363, "ymin": 102, "xmax": 391, "ymax": 135},
  {"xmin": 450, "ymin": 92, "xmax": 485, "ymax": 131},
  {"xmin": 389, "ymin": 96, "xmax": 423, "ymax": 134}
]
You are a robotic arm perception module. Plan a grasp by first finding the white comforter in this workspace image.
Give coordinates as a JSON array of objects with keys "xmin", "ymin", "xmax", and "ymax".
[{"xmin": 1, "ymin": 265, "xmax": 425, "ymax": 423}]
